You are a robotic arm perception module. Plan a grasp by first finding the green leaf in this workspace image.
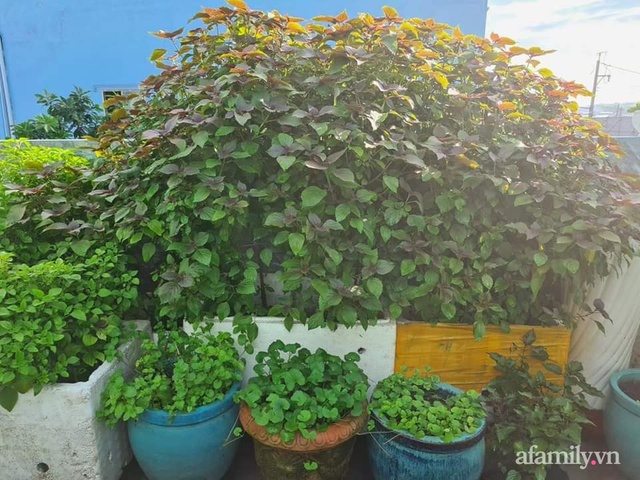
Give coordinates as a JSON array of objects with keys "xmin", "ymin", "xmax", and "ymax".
[
  {"xmin": 82, "ymin": 334, "xmax": 98, "ymax": 346},
  {"xmin": 383, "ymin": 175, "xmax": 399, "ymax": 193},
  {"xmin": 193, "ymin": 249, "xmax": 212, "ymax": 266},
  {"xmin": 98, "ymin": 289, "xmax": 111, "ymax": 297},
  {"xmin": 473, "ymin": 321, "xmax": 486, "ymax": 340},
  {"xmin": 333, "ymin": 168, "xmax": 356, "ymax": 185},
  {"xmin": 301, "ymin": 186, "xmax": 327, "ymax": 208},
  {"xmin": 215, "ymin": 126, "xmax": 235, "ymax": 136},
  {"xmin": 71, "ymin": 240, "xmax": 94, "ymax": 257},
  {"xmin": 338, "ymin": 305, "xmax": 358, "ymax": 326},
  {"xmin": 147, "ymin": 219, "xmax": 164, "ymax": 236},
  {"xmin": 376, "ymin": 260, "xmax": 395, "ymax": 275},
  {"xmin": 564, "ymin": 259, "xmax": 580, "ymax": 274},
  {"xmin": 277, "ymin": 133, "xmax": 294, "ymax": 146},
  {"xmin": 289, "ymin": 233, "xmax": 305, "ymax": 256},
  {"xmin": 533, "ymin": 252, "xmax": 548, "ymax": 266},
  {"xmin": 441, "ymin": 303, "xmax": 456, "ymax": 321},
  {"xmin": 142, "ymin": 243, "xmax": 156, "ymax": 262},
  {"xmin": 335, "ymin": 204, "xmax": 350, "ymax": 222},
  {"xmin": 543, "ymin": 362, "xmax": 562, "ymax": 375},
  {"xmin": 367, "ymin": 278, "xmax": 383, "ymax": 298},
  {"xmin": 401, "ymin": 259, "xmax": 416, "ymax": 276},
  {"xmin": 70, "ymin": 310, "xmax": 87, "ymax": 321},
  {"xmin": 481, "ymin": 274, "xmax": 493, "ymax": 290},
  {"xmin": 0, "ymin": 387, "xmax": 18, "ymax": 412},
  {"xmin": 389, "ymin": 303, "xmax": 402, "ymax": 320},
  {"xmin": 514, "ymin": 194, "xmax": 534, "ymax": 206},
  {"xmin": 597, "ymin": 231, "xmax": 621, "ymax": 243},
  {"xmin": 192, "ymin": 131, "xmax": 210, "ymax": 148},
  {"xmin": 150, "ymin": 48, "xmax": 167, "ymax": 61},
  {"xmin": 260, "ymin": 249, "xmax": 273, "ymax": 266},
  {"xmin": 217, "ymin": 302, "xmax": 231, "ymax": 320},
  {"xmin": 193, "ymin": 186, "xmax": 210, "ymax": 203},
  {"xmin": 277, "ymin": 156, "xmax": 296, "ymax": 171}
]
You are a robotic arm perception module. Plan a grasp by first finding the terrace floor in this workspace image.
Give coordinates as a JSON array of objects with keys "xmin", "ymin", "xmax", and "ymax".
[{"xmin": 121, "ymin": 437, "xmax": 629, "ymax": 480}]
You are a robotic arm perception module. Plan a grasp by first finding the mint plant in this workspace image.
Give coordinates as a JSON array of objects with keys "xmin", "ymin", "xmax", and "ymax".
[
  {"xmin": 482, "ymin": 330, "xmax": 601, "ymax": 480},
  {"xmin": 98, "ymin": 330, "xmax": 243, "ymax": 426},
  {"xmin": 235, "ymin": 341, "xmax": 368, "ymax": 443},
  {"xmin": 0, "ymin": 243, "xmax": 139, "ymax": 411},
  {"xmin": 370, "ymin": 369, "xmax": 485, "ymax": 443}
]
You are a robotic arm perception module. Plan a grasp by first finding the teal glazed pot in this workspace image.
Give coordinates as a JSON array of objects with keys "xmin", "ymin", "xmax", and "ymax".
[
  {"xmin": 604, "ymin": 369, "xmax": 640, "ymax": 480},
  {"xmin": 367, "ymin": 382, "xmax": 486, "ymax": 480},
  {"xmin": 127, "ymin": 382, "xmax": 241, "ymax": 480}
]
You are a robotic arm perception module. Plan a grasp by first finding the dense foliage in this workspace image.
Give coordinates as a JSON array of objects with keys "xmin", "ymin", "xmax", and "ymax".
[
  {"xmin": 13, "ymin": 87, "xmax": 104, "ymax": 139},
  {"xmin": 0, "ymin": 244, "xmax": 139, "ymax": 411},
  {"xmin": 235, "ymin": 341, "xmax": 368, "ymax": 443},
  {"xmin": 99, "ymin": 329, "xmax": 243, "ymax": 425},
  {"xmin": 482, "ymin": 331, "xmax": 600, "ymax": 480},
  {"xmin": 370, "ymin": 369, "xmax": 485, "ymax": 443},
  {"xmin": 0, "ymin": 139, "xmax": 87, "ymax": 188},
  {"xmin": 91, "ymin": 2, "xmax": 640, "ymax": 341}
]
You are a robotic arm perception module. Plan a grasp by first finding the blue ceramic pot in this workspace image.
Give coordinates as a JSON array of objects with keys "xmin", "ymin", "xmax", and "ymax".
[
  {"xmin": 604, "ymin": 369, "xmax": 640, "ymax": 480},
  {"xmin": 127, "ymin": 382, "xmax": 241, "ymax": 480},
  {"xmin": 367, "ymin": 382, "xmax": 486, "ymax": 480}
]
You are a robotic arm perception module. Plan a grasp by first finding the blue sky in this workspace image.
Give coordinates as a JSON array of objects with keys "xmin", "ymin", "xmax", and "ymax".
[{"xmin": 487, "ymin": 0, "xmax": 640, "ymax": 105}]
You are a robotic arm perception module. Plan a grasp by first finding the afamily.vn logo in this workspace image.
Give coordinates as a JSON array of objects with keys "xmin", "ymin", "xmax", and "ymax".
[{"xmin": 516, "ymin": 445, "xmax": 620, "ymax": 470}]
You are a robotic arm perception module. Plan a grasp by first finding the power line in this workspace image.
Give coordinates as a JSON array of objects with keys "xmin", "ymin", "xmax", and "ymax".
[{"xmin": 601, "ymin": 63, "xmax": 640, "ymax": 76}]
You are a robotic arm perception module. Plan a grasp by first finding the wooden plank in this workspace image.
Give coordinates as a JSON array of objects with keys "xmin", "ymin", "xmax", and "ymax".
[{"xmin": 394, "ymin": 323, "xmax": 572, "ymax": 392}]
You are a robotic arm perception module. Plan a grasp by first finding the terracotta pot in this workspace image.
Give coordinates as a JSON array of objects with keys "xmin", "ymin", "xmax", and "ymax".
[{"xmin": 239, "ymin": 402, "xmax": 368, "ymax": 480}]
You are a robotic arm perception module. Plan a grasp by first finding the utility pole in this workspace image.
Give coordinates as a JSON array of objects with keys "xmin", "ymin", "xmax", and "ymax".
[{"xmin": 589, "ymin": 52, "xmax": 610, "ymax": 118}]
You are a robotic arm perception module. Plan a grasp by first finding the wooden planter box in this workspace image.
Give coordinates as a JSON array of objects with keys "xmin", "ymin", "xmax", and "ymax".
[{"xmin": 394, "ymin": 322, "xmax": 572, "ymax": 391}]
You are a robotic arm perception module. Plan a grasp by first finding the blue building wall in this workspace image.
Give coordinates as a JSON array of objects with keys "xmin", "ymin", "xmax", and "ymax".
[{"xmin": 0, "ymin": 0, "xmax": 488, "ymax": 138}]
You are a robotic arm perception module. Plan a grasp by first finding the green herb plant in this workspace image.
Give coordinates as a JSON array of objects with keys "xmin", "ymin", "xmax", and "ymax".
[
  {"xmin": 0, "ymin": 243, "xmax": 139, "ymax": 411},
  {"xmin": 482, "ymin": 330, "xmax": 601, "ymax": 480},
  {"xmin": 92, "ymin": 1, "xmax": 640, "ymax": 343},
  {"xmin": 99, "ymin": 329, "xmax": 243, "ymax": 426},
  {"xmin": 369, "ymin": 368, "xmax": 485, "ymax": 443},
  {"xmin": 235, "ymin": 341, "xmax": 369, "ymax": 444}
]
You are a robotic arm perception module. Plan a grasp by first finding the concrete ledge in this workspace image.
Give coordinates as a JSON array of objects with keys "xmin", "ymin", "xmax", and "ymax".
[
  {"xmin": 184, "ymin": 317, "xmax": 396, "ymax": 393},
  {"xmin": 0, "ymin": 320, "xmax": 150, "ymax": 480}
]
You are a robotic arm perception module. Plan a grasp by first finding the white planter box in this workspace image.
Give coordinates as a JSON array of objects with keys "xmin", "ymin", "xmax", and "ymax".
[
  {"xmin": 184, "ymin": 317, "xmax": 396, "ymax": 392},
  {"xmin": 0, "ymin": 320, "xmax": 150, "ymax": 480}
]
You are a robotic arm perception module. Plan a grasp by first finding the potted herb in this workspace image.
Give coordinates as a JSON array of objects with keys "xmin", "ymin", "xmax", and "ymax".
[
  {"xmin": 604, "ymin": 368, "xmax": 640, "ymax": 480},
  {"xmin": 367, "ymin": 369, "xmax": 486, "ymax": 480},
  {"xmin": 99, "ymin": 329, "xmax": 244, "ymax": 480},
  {"xmin": 482, "ymin": 330, "xmax": 599, "ymax": 480},
  {"xmin": 0, "ymin": 244, "xmax": 142, "ymax": 480},
  {"xmin": 235, "ymin": 340, "xmax": 369, "ymax": 480}
]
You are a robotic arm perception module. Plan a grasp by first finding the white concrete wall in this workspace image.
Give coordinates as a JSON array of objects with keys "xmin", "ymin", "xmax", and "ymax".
[
  {"xmin": 184, "ymin": 317, "xmax": 397, "ymax": 394},
  {"xmin": 569, "ymin": 258, "xmax": 640, "ymax": 408},
  {"xmin": 0, "ymin": 321, "xmax": 149, "ymax": 480}
]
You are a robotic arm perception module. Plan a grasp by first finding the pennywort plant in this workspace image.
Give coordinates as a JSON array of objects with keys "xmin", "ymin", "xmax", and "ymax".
[
  {"xmin": 0, "ymin": 243, "xmax": 139, "ymax": 411},
  {"xmin": 370, "ymin": 369, "xmax": 485, "ymax": 443},
  {"xmin": 235, "ymin": 341, "xmax": 369, "ymax": 443},
  {"xmin": 92, "ymin": 2, "xmax": 640, "ymax": 342},
  {"xmin": 99, "ymin": 329, "xmax": 243, "ymax": 426}
]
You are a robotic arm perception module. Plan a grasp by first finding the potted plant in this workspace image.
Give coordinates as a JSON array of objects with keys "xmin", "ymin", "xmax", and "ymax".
[
  {"xmin": 604, "ymin": 368, "xmax": 640, "ymax": 480},
  {"xmin": 367, "ymin": 368, "xmax": 486, "ymax": 480},
  {"xmin": 235, "ymin": 340, "xmax": 369, "ymax": 480},
  {"xmin": 98, "ymin": 329, "xmax": 244, "ymax": 480},
  {"xmin": 0, "ymin": 244, "xmax": 142, "ymax": 480},
  {"xmin": 482, "ymin": 330, "xmax": 599, "ymax": 480}
]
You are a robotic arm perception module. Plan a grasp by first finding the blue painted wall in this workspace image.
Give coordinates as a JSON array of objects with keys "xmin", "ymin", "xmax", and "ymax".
[{"xmin": 0, "ymin": 0, "xmax": 487, "ymax": 138}]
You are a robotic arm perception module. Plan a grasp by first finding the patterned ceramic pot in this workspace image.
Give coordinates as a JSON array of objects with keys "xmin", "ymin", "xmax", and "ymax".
[{"xmin": 239, "ymin": 402, "xmax": 368, "ymax": 480}]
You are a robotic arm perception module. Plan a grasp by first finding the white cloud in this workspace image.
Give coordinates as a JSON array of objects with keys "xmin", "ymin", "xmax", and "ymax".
[{"xmin": 487, "ymin": 0, "xmax": 640, "ymax": 105}]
